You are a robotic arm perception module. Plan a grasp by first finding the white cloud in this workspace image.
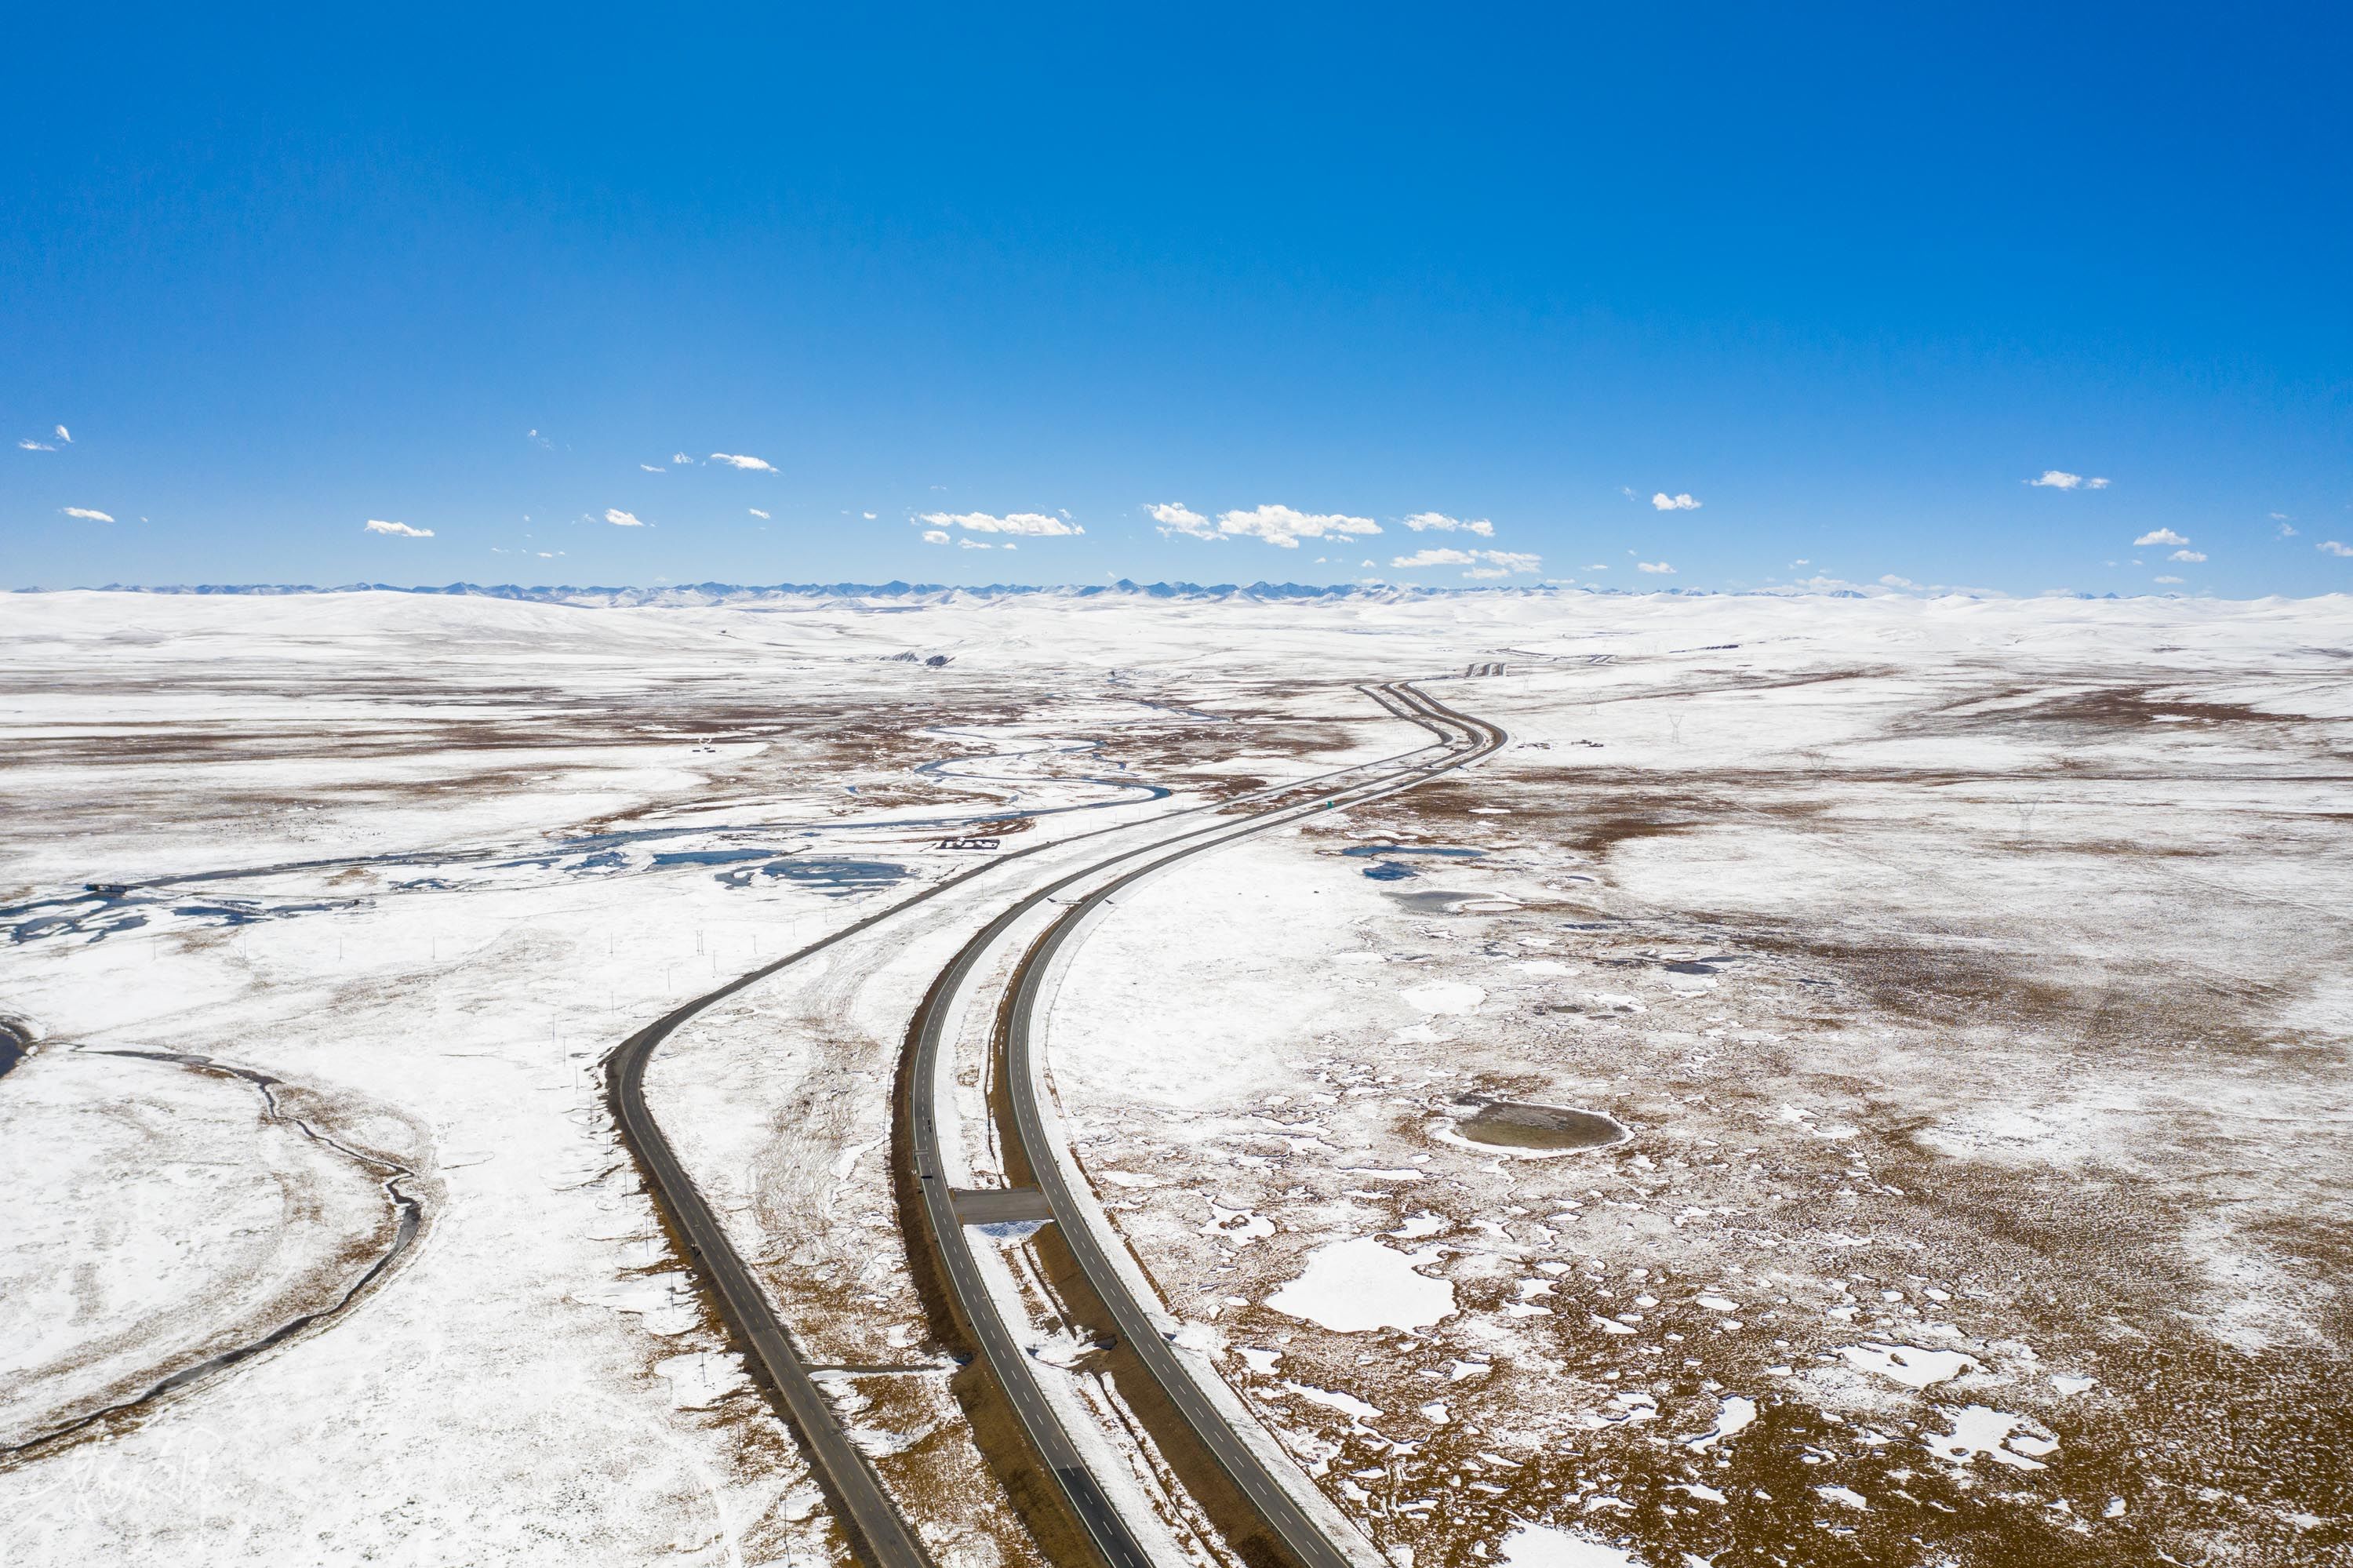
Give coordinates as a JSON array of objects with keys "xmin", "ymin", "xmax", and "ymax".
[
  {"xmin": 2319, "ymin": 540, "xmax": 2353, "ymax": 558},
  {"xmin": 16, "ymin": 438, "xmax": 54, "ymax": 451},
  {"xmin": 1387, "ymin": 545, "xmax": 1539, "ymax": 575},
  {"xmin": 1400, "ymin": 511, "xmax": 1496, "ymax": 537},
  {"xmin": 918, "ymin": 510, "xmax": 1082, "ymax": 537},
  {"xmin": 2030, "ymin": 470, "xmax": 2111, "ymax": 489},
  {"xmin": 921, "ymin": 529, "xmax": 949, "ymax": 544},
  {"xmin": 709, "ymin": 453, "xmax": 776, "ymax": 472},
  {"xmin": 1651, "ymin": 492, "xmax": 1702, "ymax": 511},
  {"xmin": 2167, "ymin": 548, "xmax": 2206, "ymax": 562},
  {"xmin": 362, "ymin": 518, "xmax": 431, "ymax": 537},
  {"xmin": 1584, "ymin": 563, "xmax": 1609, "ymax": 571},
  {"xmin": 671, "ymin": 452, "xmax": 693, "ymax": 464},
  {"xmin": 2275, "ymin": 520, "xmax": 2298, "ymax": 537},
  {"xmin": 863, "ymin": 511, "xmax": 876, "ymax": 519},
  {"xmin": 747, "ymin": 508, "xmax": 770, "ymax": 519},
  {"xmin": 640, "ymin": 463, "xmax": 664, "ymax": 471},
  {"xmin": 958, "ymin": 538, "xmax": 992, "ymax": 550},
  {"xmin": 2155, "ymin": 574, "xmax": 2184, "ymax": 584},
  {"xmin": 54, "ymin": 425, "xmax": 70, "ymax": 443},
  {"xmin": 61, "ymin": 506, "xmax": 115, "ymax": 522},
  {"xmin": 2133, "ymin": 529, "xmax": 2189, "ymax": 547},
  {"xmin": 1215, "ymin": 504, "xmax": 1380, "ymax": 548},
  {"xmin": 1147, "ymin": 501, "xmax": 1217, "ymax": 540},
  {"xmin": 1880, "ymin": 574, "xmax": 1919, "ymax": 588},
  {"xmin": 605, "ymin": 508, "xmax": 647, "ymax": 527},
  {"xmin": 1636, "ymin": 560, "xmax": 1676, "ymax": 574}
]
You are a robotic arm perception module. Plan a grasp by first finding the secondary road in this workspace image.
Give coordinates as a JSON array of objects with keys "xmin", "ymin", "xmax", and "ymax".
[
  {"xmin": 608, "ymin": 680, "xmax": 1489, "ymax": 1568},
  {"xmin": 904, "ymin": 682, "xmax": 1504, "ymax": 1568}
]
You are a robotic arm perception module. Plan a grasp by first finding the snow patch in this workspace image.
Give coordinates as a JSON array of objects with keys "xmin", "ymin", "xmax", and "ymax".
[
  {"xmin": 1685, "ymin": 1395, "xmax": 1757, "ymax": 1452},
  {"xmin": 1496, "ymin": 1521, "xmax": 1638, "ymax": 1568},
  {"xmin": 654, "ymin": 1351, "xmax": 747, "ymax": 1409},
  {"xmin": 1267, "ymin": 1235, "xmax": 1457, "ymax": 1332},
  {"xmin": 1402, "ymin": 981, "xmax": 1485, "ymax": 1015},
  {"xmin": 1840, "ymin": 1342, "xmax": 1978, "ymax": 1389},
  {"xmin": 1926, "ymin": 1405, "xmax": 2053, "ymax": 1471}
]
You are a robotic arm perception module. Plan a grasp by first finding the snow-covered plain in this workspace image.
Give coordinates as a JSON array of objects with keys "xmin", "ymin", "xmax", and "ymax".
[{"xmin": 2, "ymin": 587, "xmax": 2348, "ymax": 1568}]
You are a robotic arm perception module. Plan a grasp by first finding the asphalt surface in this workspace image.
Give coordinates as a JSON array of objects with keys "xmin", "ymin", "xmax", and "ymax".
[
  {"xmin": 606, "ymin": 680, "xmax": 1480, "ymax": 1568},
  {"xmin": 906, "ymin": 682, "xmax": 1504, "ymax": 1568},
  {"xmin": 609, "ymin": 922, "xmax": 946, "ymax": 1568}
]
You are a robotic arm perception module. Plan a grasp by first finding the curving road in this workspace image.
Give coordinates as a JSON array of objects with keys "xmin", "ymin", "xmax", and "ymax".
[
  {"xmin": 607, "ymin": 680, "xmax": 1487, "ymax": 1568},
  {"xmin": 904, "ymin": 682, "xmax": 1504, "ymax": 1568}
]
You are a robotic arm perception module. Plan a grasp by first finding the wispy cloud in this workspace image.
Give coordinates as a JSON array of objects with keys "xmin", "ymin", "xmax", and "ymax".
[
  {"xmin": 639, "ymin": 463, "xmax": 664, "ymax": 471},
  {"xmin": 1636, "ymin": 560, "xmax": 1676, "ymax": 573},
  {"xmin": 1214, "ymin": 504, "xmax": 1380, "ymax": 548},
  {"xmin": 605, "ymin": 508, "xmax": 647, "ymax": 527},
  {"xmin": 1147, "ymin": 501, "xmax": 1216, "ymax": 540},
  {"xmin": 921, "ymin": 529, "xmax": 949, "ymax": 544},
  {"xmin": 671, "ymin": 452, "xmax": 693, "ymax": 465},
  {"xmin": 863, "ymin": 511, "xmax": 877, "ymax": 519},
  {"xmin": 2133, "ymin": 528, "xmax": 2188, "ymax": 547},
  {"xmin": 2155, "ymin": 575, "xmax": 2185, "ymax": 584},
  {"xmin": 54, "ymin": 425, "xmax": 70, "ymax": 443},
  {"xmin": 2167, "ymin": 548, "xmax": 2206, "ymax": 562},
  {"xmin": 16, "ymin": 438, "xmax": 54, "ymax": 451},
  {"xmin": 748, "ymin": 508, "xmax": 770, "ymax": 519},
  {"xmin": 363, "ymin": 518, "xmax": 431, "ymax": 537},
  {"xmin": 2275, "ymin": 518, "xmax": 2298, "ymax": 537},
  {"xmin": 709, "ymin": 453, "xmax": 776, "ymax": 472},
  {"xmin": 918, "ymin": 510, "xmax": 1082, "ymax": 537},
  {"xmin": 61, "ymin": 506, "xmax": 114, "ymax": 522},
  {"xmin": 1400, "ymin": 511, "xmax": 1496, "ymax": 537},
  {"xmin": 2030, "ymin": 471, "xmax": 2111, "ymax": 489},
  {"xmin": 958, "ymin": 538, "xmax": 993, "ymax": 550},
  {"xmin": 1650, "ymin": 492, "xmax": 1701, "ymax": 511},
  {"xmin": 2320, "ymin": 540, "xmax": 2353, "ymax": 558}
]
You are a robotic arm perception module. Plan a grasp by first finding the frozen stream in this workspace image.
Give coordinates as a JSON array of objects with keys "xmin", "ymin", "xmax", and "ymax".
[{"xmin": 0, "ymin": 733, "xmax": 1170, "ymax": 947}]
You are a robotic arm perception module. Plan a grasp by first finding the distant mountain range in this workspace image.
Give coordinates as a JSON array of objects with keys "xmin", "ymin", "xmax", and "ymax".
[
  {"xmin": 24, "ymin": 578, "xmax": 1703, "ymax": 605},
  {"xmin": 6, "ymin": 578, "xmax": 2122, "ymax": 604}
]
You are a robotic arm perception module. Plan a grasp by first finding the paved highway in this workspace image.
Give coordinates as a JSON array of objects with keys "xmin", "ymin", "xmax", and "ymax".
[
  {"xmin": 905, "ymin": 682, "xmax": 1503, "ymax": 1568},
  {"xmin": 608, "ymin": 680, "xmax": 1484, "ymax": 1568}
]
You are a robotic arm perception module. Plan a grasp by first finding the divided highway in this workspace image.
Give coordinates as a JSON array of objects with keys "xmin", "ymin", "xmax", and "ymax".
[
  {"xmin": 905, "ymin": 682, "xmax": 1504, "ymax": 1568},
  {"xmin": 607, "ymin": 680, "xmax": 1493, "ymax": 1568}
]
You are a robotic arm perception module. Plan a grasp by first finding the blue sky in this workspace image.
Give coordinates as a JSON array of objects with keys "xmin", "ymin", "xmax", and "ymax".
[{"xmin": 4, "ymin": 5, "xmax": 2348, "ymax": 595}]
